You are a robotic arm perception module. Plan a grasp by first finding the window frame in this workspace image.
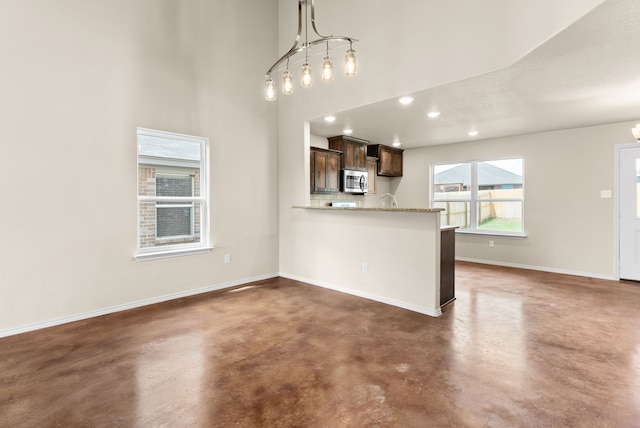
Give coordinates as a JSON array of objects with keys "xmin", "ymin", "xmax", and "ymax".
[
  {"xmin": 135, "ymin": 128, "xmax": 212, "ymax": 261},
  {"xmin": 431, "ymin": 157, "xmax": 526, "ymax": 238}
]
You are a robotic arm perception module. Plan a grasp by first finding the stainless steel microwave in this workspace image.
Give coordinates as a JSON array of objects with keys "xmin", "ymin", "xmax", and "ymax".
[{"xmin": 342, "ymin": 169, "xmax": 368, "ymax": 193}]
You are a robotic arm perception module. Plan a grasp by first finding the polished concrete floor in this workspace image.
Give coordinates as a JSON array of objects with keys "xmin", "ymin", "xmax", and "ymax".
[{"xmin": 2, "ymin": 262, "xmax": 640, "ymax": 427}]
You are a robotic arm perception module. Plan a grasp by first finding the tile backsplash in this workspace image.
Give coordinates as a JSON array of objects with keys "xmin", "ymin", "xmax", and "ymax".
[{"xmin": 310, "ymin": 193, "xmax": 365, "ymax": 208}]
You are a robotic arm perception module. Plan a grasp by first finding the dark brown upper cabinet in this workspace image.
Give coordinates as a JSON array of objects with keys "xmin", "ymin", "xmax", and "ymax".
[
  {"xmin": 310, "ymin": 147, "xmax": 341, "ymax": 193},
  {"xmin": 366, "ymin": 144, "xmax": 404, "ymax": 177},
  {"xmin": 328, "ymin": 135, "xmax": 368, "ymax": 171}
]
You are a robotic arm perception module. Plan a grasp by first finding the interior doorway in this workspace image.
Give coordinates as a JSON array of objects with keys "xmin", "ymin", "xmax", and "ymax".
[{"xmin": 617, "ymin": 144, "xmax": 640, "ymax": 281}]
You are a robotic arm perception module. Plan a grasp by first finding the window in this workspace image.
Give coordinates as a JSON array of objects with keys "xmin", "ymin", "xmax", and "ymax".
[
  {"xmin": 136, "ymin": 128, "xmax": 211, "ymax": 260},
  {"xmin": 156, "ymin": 174, "xmax": 194, "ymax": 239},
  {"xmin": 432, "ymin": 158, "xmax": 524, "ymax": 236}
]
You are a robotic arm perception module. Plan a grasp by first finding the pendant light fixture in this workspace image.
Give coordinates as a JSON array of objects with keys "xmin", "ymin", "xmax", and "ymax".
[
  {"xmin": 265, "ymin": 77, "xmax": 276, "ymax": 101},
  {"xmin": 264, "ymin": 0, "xmax": 358, "ymax": 101},
  {"xmin": 282, "ymin": 70, "xmax": 294, "ymax": 95},
  {"xmin": 345, "ymin": 42, "xmax": 357, "ymax": 77},
  {"xmin": 632, "ymin": 123, "xmax": 640, "ymax": 140},
  {"xmin": 301, "ymin": 64, "xmax": 313, "ymax": 87},
  {"xmin": 300, "ymin": 2, "xmax": 313, "ymax": 88},
  {"xmin": 321, "ymin": 42, "xmax": 334, "ymax": 83},
  {"xmin": 322, "ymin": 56, "xmax": 334, "ymax": 83}
]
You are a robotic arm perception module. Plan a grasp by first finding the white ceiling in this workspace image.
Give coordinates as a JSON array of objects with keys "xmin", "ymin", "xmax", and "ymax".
[{"xmin": 309, "ymin": 0, "xmax": 640, "ymax": 149}]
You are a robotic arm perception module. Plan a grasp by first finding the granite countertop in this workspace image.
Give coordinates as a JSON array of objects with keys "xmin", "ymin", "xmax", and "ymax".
[
  {"xmin": 293, "ymin": 206, "xmax": 444, "ymax": 213},
  {"xmin": 440, "ymin": 225, "xmax": 459, "ymax": 231}
]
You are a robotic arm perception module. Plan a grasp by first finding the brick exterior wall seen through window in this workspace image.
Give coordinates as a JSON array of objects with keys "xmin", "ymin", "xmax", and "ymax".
[
  {"xmin": 138, "ymin": 166, "xmax": 201, "ymax": 248},
  {"xmin": 138, "ymin": 167, "xmax": 157, "ymax": 248}
]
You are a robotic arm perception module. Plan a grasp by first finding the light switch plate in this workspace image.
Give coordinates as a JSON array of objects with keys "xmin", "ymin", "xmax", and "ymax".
[{"xmin": 600, "ymin": 190, "xmax": 612, "ymax": 199}]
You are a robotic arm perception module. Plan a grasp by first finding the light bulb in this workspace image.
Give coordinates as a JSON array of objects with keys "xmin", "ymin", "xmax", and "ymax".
[
  {"xmin": 282, "ymin": 70, "xmax": 294, "ymax": 95},
  {"xmin": 399, "ymin": 96, "xmax": 414, "ymax": 105},
  {"xmin": 345, "ymin": 49, "xmax": 357, "ymax": 77},
  {"xmin": 265, "ymin": 78, "xmax": 276, "ymax": 101},
  {"xmin": 301, "ymin": 63, "xmax": 313, "ymax": 88},
  {"xmin": 322, "ymin": 56, "xmax": 334, "ymax": 83}
]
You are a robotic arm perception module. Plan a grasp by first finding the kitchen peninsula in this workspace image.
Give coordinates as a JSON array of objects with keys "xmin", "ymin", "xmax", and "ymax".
[{"xmin": 287, "ymin": 205, "xmax": 448, "ymax": 317}]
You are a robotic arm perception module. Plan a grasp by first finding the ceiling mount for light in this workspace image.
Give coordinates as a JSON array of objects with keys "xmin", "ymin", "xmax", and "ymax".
[
  {"xmin": 264, "ymin": 0, "xmax": 358, "ymax": 101},
  {"xmin": 632, "ymin": 123, "xmax": 640, "ymax": 140}
]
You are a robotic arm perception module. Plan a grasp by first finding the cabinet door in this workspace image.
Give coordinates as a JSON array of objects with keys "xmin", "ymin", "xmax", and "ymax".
[
  {"xmin": 440, "ymin": 228, "xmax": 456, "ymax": 306},
  {"xmin": 326, "ymin": 152, "xmax": 340, "ymax": 192},
  {"xmin": 378, "ymin": 146, "xmax": 403, "ymax": 176},
  {"xmin": 343, "ymin": 141, "xmax": 356, "ymax": 170},
  {"xmin": 344, "ymin": 140, "xmax": 366, "ymax": 170},
  {"xmin": 311, "ymin": 150, "xmax": 341, "ymax": 193},
  {"xmin": 355, "ymin": 143, "xmax": 367, "ymax": 170},
  {"xmin": 328, "ymin": 136, "xmax": 368, "ymax": 171},
  {"xmin": 366, "ymin": 158, "xmax": 377, "ymax": 194},
  {"xmin": 312, "ymin": 151, "xmax": 328, "ymax": 192}
]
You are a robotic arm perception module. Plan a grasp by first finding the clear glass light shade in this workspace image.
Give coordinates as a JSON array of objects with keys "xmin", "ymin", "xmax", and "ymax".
[
  {"xmin": 282, "ymin": 70, "xmax": 294, "ymax": 94},
  {"xmin": 301, "ymin": 63, "xmax": 313, "ymax": 88},
  {"xmin": 321, "ymin": 56, "xmax": 334, "ymax": 83},
  {"xmin": 345, "ymin": 49, "xmax": 357, "ymax": 77},
  {"xmin": 265, "ymin": 78, "xmax": 276, "ymax": 101},
  {"xmin": 632, "ymin": 124, "xmax": 640, "ymax": 140}
]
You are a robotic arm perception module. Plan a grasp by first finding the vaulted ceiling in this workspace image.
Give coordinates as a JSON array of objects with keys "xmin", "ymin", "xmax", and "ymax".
[{"xmin": 310, "ymin": 0, "xmax": 640, "ymax": 148}]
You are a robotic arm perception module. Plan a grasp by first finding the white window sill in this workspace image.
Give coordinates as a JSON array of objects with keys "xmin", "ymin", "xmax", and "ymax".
[
  {"xmin": 134, "ymin": 246, "xmax": 214, "ymax": 261},
  {"xmin": 455, "ymin": 229, "xmax": 527, "ymax": 238}
]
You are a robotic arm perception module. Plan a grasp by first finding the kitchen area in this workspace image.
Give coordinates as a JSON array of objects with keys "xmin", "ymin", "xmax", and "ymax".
[
  {"xmin": 309, "ymin": 134, "xmax": 404, "ymax": 209},
  {"xmin": 289, "ymin": 133, "xmax": 456, "ymax": 317}
]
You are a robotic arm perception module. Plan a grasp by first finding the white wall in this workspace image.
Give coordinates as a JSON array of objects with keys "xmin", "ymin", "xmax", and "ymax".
[
  {"xmin": 278, "ymin": 0, "xmax": 605, "ymax": 281},
  {"xmin": 0, "ymin": 0, "xmax": 279, "ymax": 334},
  {"xmin": 283, "ymin": 209, "xmax": 442, "ymax": 316},
  {"xmin": 397, "ymin": 121, "xmax": 636, "ymax": 279}
]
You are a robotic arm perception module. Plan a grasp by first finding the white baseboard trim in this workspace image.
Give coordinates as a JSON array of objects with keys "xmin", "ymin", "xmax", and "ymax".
[
  {"xmin": 455, "ymin": 257, "xmax": 616, "ymax": 281},
  {"xmin": 0, "ymin": 273, "xmax": 279, "ymax": 339},
  {"xmin": 280, "ymin": 273, "xmax": 442, "ymax": 318},
  {"xmin": 9, "ymin": 260, "xmax": 607, "ymax": 339}
]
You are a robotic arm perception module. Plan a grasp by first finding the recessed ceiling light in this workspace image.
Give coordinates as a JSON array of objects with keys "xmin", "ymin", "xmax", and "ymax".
[
  {"xmin": 343, "ymin": 128, "xmax": 353, "ymax": 135},
  {"xmin": 324, "ymin": 115, "xmax": 336, "ymax": 122},
  {"xmin": 427, "ymin": 111, "xmax": 441, "ymax": 118},
  {"xmin": 399, "ymin": 96, "xmax": 414, "ymax": 105},
  {"xmin": 392, "ymin": 141, "xmax": 402, "ymax": 147},
  {"xmin": 468, "ymin": 130, "xmax": 479, "ymax": 137}
]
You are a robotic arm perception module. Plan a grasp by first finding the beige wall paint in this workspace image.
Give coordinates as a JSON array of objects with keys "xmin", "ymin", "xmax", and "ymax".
[
  {"xmin": 278, "ymin": 0, "xmax": 605, "ymax": 281},
  {"xmin": 284, "ymin": 209, "xmax": 442, "ymax": 316},
  {"xmin": 397, "ymin": 121, "xmax": 637, "ymax": 278},
  {"xmin": 0, "ymin": 0, "xmax": 279, "ymax": 333}
]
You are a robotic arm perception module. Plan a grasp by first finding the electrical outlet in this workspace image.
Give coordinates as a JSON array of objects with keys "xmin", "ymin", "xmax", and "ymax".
[
  {"xmin": 600, "ymin": 190, "xmax": 612, "ymax": 199},
  {"xmin": 362, "ymin": 263, "xmax": 368, "ymax": 273},
  {"xmin": 489, "ymin": 240, "xmax": 495, "ymax": 248},
  {"xmin": 224, "ymin": 254, "xmax": 231, "ymax": 264}
]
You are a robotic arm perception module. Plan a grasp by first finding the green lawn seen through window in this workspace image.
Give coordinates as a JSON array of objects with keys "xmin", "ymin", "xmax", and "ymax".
[{"xmin": 478, "ymin": 217, "xmax": 522, "ymax": 232}]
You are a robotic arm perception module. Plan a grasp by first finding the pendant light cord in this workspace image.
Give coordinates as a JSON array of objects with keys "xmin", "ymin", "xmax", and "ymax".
[{"xmin": 304, "ymin": 1, "xmax": 309, "ymax": 62}]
